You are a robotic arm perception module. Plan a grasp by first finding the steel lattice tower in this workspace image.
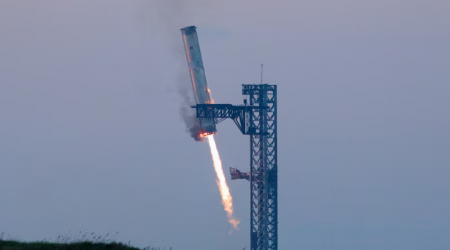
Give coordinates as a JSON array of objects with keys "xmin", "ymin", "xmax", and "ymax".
[
  {"xmin": 244, "ymin": 84, "xmax": 277, "ymax": 250},
  {"xmin": 193, "ymin": 84, "xmax": 278, "ymax": 250}
]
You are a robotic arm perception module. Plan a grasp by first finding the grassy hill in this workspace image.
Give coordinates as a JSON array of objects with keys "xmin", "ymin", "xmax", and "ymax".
[{"xmin": 0, "ymin": 241, "xmax": 169, "ymax": 250}]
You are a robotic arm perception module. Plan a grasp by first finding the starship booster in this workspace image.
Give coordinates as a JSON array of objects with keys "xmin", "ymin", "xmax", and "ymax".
[{"xmin": 181, "ymin": 26, "xmax": 216, "ymax": 135}]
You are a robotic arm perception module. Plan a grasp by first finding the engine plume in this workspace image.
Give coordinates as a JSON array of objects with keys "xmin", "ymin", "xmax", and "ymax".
[{"xmin": 206, "ymin": 135, "xmax": 240, "ymax": 230}]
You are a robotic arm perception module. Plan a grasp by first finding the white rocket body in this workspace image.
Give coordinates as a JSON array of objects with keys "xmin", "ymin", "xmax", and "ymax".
[{"xmin": 181, "ymin": 26, "xmax": 216, "ymax": 134}]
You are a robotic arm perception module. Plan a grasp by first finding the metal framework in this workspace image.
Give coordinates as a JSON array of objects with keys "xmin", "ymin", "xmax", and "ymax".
[{"xmin": 193, "ymin": 84, "xmax": 277, "ymax": 250}]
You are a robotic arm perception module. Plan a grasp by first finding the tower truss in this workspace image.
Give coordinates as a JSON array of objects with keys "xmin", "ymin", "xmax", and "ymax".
[
  {"xmin": 245, "ymin": 84, "xmax": 277, "ymax": 250},
  {"xmin": 193, "ymin": 84, "xmax": 278, "ymax": 250}
]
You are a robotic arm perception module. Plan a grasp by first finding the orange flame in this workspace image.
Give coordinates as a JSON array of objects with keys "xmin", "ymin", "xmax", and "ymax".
[
  {"xmin": 198, "ymin": 132, "xmax": 211, "ymax": 138},
  {"xmin": 207, "ymin": 88, "xmax": 215, "ymax": 104},
  {"xmin": 206, "ymin": 135, "xmax": 240, "ymax": 230}
]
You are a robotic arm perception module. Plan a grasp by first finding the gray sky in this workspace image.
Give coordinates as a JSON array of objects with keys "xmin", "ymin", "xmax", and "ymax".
[{"xmin": 0, "ymin": 0, "xmax": 449, "ymax": 249}]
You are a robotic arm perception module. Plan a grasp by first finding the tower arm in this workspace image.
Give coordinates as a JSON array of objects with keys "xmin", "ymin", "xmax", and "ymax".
[{"xmin": 191, "ymin": 104, "xmax": 269, "ymax": 135}]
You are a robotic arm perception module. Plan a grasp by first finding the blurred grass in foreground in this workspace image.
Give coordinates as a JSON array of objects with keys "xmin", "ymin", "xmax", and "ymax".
[
  {"xmin": 0, "ymin": 232, "xmax": 171, "ymax": 250},
  {"xmin": 0, "ymin": 241, "xmax": 171, "ymax": 250}
]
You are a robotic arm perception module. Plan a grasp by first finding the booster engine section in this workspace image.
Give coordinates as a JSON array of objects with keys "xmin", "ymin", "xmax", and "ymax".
[{"xmin": 181, "ymin": 26, "xmax": 216, "ymax": 135}]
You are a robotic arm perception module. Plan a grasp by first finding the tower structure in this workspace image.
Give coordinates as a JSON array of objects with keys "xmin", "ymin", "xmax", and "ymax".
[
  {"xmin": 246, "ymin": 84, "xmax": 277, "ymax": 250},
  {"xmin": 192, "ymin": 84, "xmax": 278, "ymax": 250}
]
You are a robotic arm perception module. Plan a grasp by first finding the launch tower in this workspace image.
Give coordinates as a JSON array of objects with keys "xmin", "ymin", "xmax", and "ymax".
[{"xmin": 193, "ymin": 84, "xmax": 278, "ymax": 250}]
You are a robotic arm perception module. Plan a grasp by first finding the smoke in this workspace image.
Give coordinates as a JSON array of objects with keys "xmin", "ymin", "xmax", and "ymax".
[
  {"xmin": 133, "ymin": 0, "xmax": 224, "ymax": 141},
  {"xmin": 178, "ymin": 77, "xmax": 204, "ymax": 141},
  {"xmin": 138, "ymin": 0, "xmax": 204, "ymax": 141}
]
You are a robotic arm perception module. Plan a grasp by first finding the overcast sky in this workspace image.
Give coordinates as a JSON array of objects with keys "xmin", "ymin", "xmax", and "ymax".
[{"xmin": 0, "ymin": 1, "xmax": 449, "ymax": 250}]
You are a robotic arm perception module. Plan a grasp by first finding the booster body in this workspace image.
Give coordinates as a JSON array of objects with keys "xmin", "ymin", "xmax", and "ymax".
[{"xmin": 181, "ymin": 26, "xmax": 216, "ymax": 135}]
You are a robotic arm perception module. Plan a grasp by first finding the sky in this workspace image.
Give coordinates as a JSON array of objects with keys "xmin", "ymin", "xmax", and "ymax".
[{"xmin": 0, "ymin": 0, "xmax": 449, "ymax": 249}]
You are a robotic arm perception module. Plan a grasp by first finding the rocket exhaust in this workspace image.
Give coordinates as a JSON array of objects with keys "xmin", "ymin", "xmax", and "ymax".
[
  {"xmin": 181, "ymin": 26, "xmax": 240, "ymax": 230},
  {"xmin": 207, "ymin": 135, "xmax": 240, "ymax": 230}
]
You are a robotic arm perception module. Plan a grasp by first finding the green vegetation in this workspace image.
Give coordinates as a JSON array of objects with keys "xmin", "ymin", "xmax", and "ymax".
[
  {"xmin": 0, "ymin": 240, "xmax": 140, "ymax": 250},
  {"xmin": 0, "ymin": 241, "xmax": 171, "ymax": 250},
  {"xmin": 0, "ymin": 233, "xmax": 171, "ymax": 250}
]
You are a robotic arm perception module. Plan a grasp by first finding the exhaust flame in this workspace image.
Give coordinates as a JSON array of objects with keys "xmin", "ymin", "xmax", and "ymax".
[{"xmin": 206, "ymin": 135, "xmax": 240, "ymax": 230}]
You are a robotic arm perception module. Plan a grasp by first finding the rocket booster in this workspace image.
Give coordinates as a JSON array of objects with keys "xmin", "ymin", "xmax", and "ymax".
[{"xmin": 181, "ymin": 26, "xmax": 216, "ymax": 134}]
